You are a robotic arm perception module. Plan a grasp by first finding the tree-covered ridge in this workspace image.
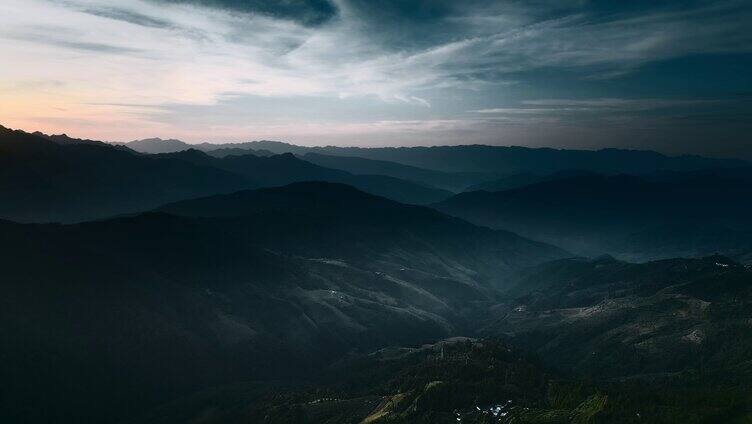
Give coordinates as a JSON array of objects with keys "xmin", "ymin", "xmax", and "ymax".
[{"xmin": 133, "ymin": 339, "xmax": 752, "ymax": 423}]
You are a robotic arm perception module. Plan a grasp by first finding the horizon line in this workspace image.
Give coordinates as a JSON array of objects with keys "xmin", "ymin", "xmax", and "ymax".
[{"xmin": 3, "ymin": 122, "xmax": 750, "ymax": 162}]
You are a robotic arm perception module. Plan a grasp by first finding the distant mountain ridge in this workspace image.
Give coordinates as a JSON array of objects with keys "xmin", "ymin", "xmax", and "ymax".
[
  {"xmin": 125, "ymin": 137, "xmax": 192, "ymax": 154},
  {"xmin": 434, "ymin": 171, "xmax": 752, "ymax": 261},
  {"xmin": 300, "ymin": 152, "xmax": 499, "ymax": 191},
  {"xmin": 123, "ymin": 138, "xmax": 308, "ymax": 155},
  {"xmin": 155, "ymin": 149, "xmax": 453, "ymax": 205},
  {"xmin": 0, "ymin": 126, "xmax": 251, "ymax": 223},
  {"xmin": 0, "ymin": 127, "xmax": 452, "ymax": 222},
  {"xmin": 122, "ymin": 137, "xmax": 748, "ymax": 175}
]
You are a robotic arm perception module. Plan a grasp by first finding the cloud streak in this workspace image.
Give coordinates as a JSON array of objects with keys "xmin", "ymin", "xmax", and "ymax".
[
  {"xmin": 3, "ymin": 1, "xmax": 748, "ymax": 106},
  {"xmin": 0, "ymin": 0, "xmax": 750, "ymax": 159}
]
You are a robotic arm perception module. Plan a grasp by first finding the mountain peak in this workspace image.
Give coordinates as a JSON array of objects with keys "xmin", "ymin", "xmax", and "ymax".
[
  {"xmin": 126, "ymin": 137, "xmax": 193, "ymax": 154},
  {"xmin": 133, "ymin": 137, "xmax": 184, "ymax": 143}
]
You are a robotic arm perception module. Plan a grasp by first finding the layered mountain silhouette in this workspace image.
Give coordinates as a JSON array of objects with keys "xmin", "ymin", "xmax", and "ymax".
[
  {"xmin": 299, "ymin": 152, "xmax": 499, "ymax": 191},
  {"xmin": 0, "ymin": 182, "xmax": 566, "ymax": 423},
  {"xmin": 125, "ymin": 138, "xmax": 747, "ymax": 175},
  {"xmin": 4, "ymin": 124, "xmax": 752, "ymax": 423},
  {"xmin": 0, "ymin": 126, "xmax": 250, "ymax": 223},
  {"xmin": 156, "ymin": 182, "xmax": 566, "ymax": 282},
  {"xmin": 434, "ymin": 172, "xmax": 752, "ymax": 261},
  {"xmin": 0, "ymin": 127, "xmax": 451, "ymax": 222},
  {"xmin": 126, "ymin": 139, "xmax": 500, "ymax": 191},
  {"xmin": 155, "ymin": 149, "xmax": 453, "ymax": 205},
  {"xmin": 124, "ymin": 137, "xmax": 194, "ymax": 153},
  {"xmin": 124, "ymin": 138, "xmax": 307, "ymax": 155}
]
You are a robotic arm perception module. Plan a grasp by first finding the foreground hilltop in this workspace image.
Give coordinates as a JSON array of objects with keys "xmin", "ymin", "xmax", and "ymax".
[
  {"xmin": 129, "ymin": 336, "xmax": 752, "ymax": 423},
  {"xmin": 127, "ymin": 255, "xmax": 752, "ymax": 423}
]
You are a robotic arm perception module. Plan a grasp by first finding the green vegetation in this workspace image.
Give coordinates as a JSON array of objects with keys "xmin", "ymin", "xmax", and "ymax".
[{"xmin": 137, "ymin": 340, "xmax": 752, "ymax": 423}]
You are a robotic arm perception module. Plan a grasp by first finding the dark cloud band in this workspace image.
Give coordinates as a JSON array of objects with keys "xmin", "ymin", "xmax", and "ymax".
[{"xmin": 150, "ymin": 0, "xmax": 337, "ymax": 26}]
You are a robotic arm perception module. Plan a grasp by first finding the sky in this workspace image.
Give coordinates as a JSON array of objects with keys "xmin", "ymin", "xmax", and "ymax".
[{"xmin": 0, "ymin": 0, "xmax": 751, "ymax": 158}]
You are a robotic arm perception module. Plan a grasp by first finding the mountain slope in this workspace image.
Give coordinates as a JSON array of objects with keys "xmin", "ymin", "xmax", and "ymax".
[
  {"xmin": 133, "ymin": 339, "xmax": 555, "ymax": 424},
  {"xmin": 0, "ymin": 182, "xmax": 566, "ymax": 423},
  {"xmin": 158, "ymin": 182, "xmax": 566, "ymax": 282},
  {"xmin": 131, "ymin": 335, "xmax": 752, "ymax": 423},
  {"xmin": 300, "ymin": 152, "xmax": 498, "ymax": 191},
  {"xmin": 158, "ymin": 150, "xmax": 453, "ymax": 205},
  {"xmin": 487, "ymin": 255, "xmax": 752, "ymax": 380},
  {"xmin": 306, "ymin": 145, "xmax": 748, "ymax": 174},
  {"xmin": 433, "ymin": 173, "xmax": 752, "ymax": 260},
  {"xmin": 0, "ymin": 126, "xmax": 251, "ymax": 223},
  {"xmin": 0, "ymin": 126, "xmax": 451, "ymax": 223},
  {"xmin": 464, "ymin": 170, "xmax": 597, "ymax": 192}
]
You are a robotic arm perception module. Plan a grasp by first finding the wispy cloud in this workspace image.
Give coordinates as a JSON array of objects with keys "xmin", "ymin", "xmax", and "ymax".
[
  {"xmin": 80, "ymin": 6, "xmax": 175, "ymax": 29},
  {"xmin": 520, "ymin": 98, "xmax": 721, "ymax": 110},
  {"xmin": 6, "ymin": 32, "xmax": 144, "ymax": 54},
  {"xmin": 473, "ymin": 108, "xmax": 561, "ymax": 114},
  {"xmin": 469, "ymin": 98, "xmax": 729, "ymax": 123},
  {"xmin": 0, "ymin": 0, "xmax": 750, "ymax": 157},
  {"xmin": 3, "ymin": 0, "xmax": 748, "ymax": 109},
  {"xmin": 469, "ymin": 98, "xmax": 734, "ymax": 134}
]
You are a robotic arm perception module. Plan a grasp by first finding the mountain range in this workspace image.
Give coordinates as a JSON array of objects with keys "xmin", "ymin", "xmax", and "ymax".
[
  {"xmin": 434, "ymin": 171, "xmax": 752, "ymax": 262},
  {"xmin": 124, "ymin": 137, "xmax": 748, "ymax": 174},
  {"xmin": 3, "ymin": 124, "xmax": 752, "ymax": 423},
  {"xmin": 0, "ymin": 182, "xmax": 565, "ymax": 423},
  {"xmin": 154, "ymin": 149, "xmax": 453, "ymax": 205},
  {"xmin": 0, "ymin": 127, "xmax": 452, "ymax": 222},
  {"xmin": 0, "ymin": 126, "xmax": 249, "ymax": 223}
]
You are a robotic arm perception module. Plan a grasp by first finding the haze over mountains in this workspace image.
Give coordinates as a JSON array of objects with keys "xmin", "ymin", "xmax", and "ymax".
[
  {"xmin": 4, "ymin": 124, "xmax": 751, "ymax": 268},
  {"xmin": 154, "ymin": 150, "xmax": 453, "ymax": 205},
  {"xmin": 0, "ymin": 127, "xmax": 452, "ymax": 222},
  {"xmin": 0, "ymin": 181, "xmax": 565, "ymax": 422},
  {"xmin": 0, "ymin": 126, "xmax": 249, "ymax": 223},
  {"xmin": 434, "ymin": 171, "xmax": 752, "ymax": 261},
  {"xmin": 125, "ymin": 136, "xmax": 747, "ymax": 175},
  {"xmin": 4, "ymin": 126, "xmax": 749, "ymax": 263},
  {"xmin": 2, "ymin": 124, "xmax": 752, "ymax": 423}
]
